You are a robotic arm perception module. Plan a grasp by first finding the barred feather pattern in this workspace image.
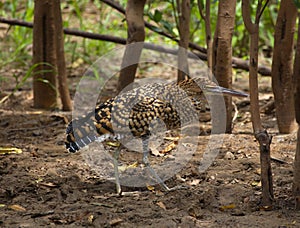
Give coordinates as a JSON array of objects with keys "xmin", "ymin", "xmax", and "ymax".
[{"xmin": 65, "ymin": 78, "xmax": 220, "ymax": 152}]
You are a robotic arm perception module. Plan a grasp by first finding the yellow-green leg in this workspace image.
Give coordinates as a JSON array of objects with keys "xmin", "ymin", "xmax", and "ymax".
[
  {"xmin": 113, "ymin": 146, "xmax": 122, "ymax": 195},
  {"xmin": 142, "ymin": 138, "xmax": 170, "ymax": 191}
]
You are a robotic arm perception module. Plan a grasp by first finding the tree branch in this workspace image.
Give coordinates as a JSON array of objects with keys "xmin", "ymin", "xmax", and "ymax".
[
  {"xmin": 99, "ymin": 0, "xmax": 207, "ymax": 53},
  {"xmin": 242, "ymin": 0, "xmax": 256, "ymax": 33},
  {"xmin": 258, "ymin": 0, "xmax": 270, "ymax": 22},
  {"xmin": 0, "ymin": 17, "xmax": 271, "ymax": 76}
]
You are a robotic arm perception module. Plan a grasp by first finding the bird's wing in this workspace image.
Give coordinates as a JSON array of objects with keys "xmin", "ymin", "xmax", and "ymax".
[{"xmin": 128, "ymin": 97, "xmax": 180, "ymax": 137}]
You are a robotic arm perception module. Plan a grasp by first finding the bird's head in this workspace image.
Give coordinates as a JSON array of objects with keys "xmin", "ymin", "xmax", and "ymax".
[{"xmin": 179, "ymin": 77, "xmax": 249, "ymax": 98}]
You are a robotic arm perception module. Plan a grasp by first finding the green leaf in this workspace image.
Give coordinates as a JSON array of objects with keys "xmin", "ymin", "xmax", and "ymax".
[
  {"xmin": 150, "ymin": 26, "xmax": 163, "ymax": 33},
  {"xmin": 293, "ymin": 0, "xmax": 300, "ymax": 8},
  {"xmin": 147, "ymin": 11, "xmax": 154, "ymax": 20},
  {"xmin": 161, "ymin": 20, "xmax": 176, "ymax": 36},
  {"xmin": 153, "ymin": 9, "xmax": 162, "ymax": 23}
]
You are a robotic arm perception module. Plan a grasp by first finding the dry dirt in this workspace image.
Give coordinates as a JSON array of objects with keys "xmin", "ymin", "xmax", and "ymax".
[{"xmin": 1, "ymin": 76, "xmax": 300, "ymax": 228}]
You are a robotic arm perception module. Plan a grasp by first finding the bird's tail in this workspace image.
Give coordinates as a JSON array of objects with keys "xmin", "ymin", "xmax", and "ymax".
[{"xmin": 65, "ymin": 114, "xmax": 98, "ymax": 153}]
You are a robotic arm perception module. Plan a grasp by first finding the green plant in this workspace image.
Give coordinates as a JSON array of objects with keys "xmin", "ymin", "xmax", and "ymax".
[{"xmin": 0, "ymin": 62, "xmax": 55, "ymax": 104}]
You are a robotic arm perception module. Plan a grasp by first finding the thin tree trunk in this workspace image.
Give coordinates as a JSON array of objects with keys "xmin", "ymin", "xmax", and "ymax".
[
  {"xmin": 212, "ymin": 0, "xmax": 236, "ymax": 133},
  {"xmin": 117, "ymin": 0, "xmax": 146, "ymax": 92},
  {"xmin": 242, "ymin": 0, "xmax": 273, "ymax": 207},
  {"xmin": 294, "ymin": 128, "xmax": 300, "ymax": 209},
  {"xmin": 54, "ymin": 0, "xmax": 72, "ymax": 111},
  {"xmin": 271, "ymin": 0, "xmax": 297, "ymax": 133},
  {"xmin": 198, "ymin": 0, "xmax": 212, "ymax": 71},
  {"xmin": 33, "ymin": 0, "xmax": 58, "ymax": 109},
  {"xmin": 293, "ymin": 12, "xmax": 300, "ymax": 210},
  {"xmin": 176, "ymin": 0, "xmax": 190, "ymax": 82}
]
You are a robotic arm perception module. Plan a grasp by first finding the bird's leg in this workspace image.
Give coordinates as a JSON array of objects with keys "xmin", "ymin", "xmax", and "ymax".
[
  {"xmin": 142, "ymin": 137, "xmax": 170, "ymax": 191},
  {"xmin": 113, "ymin": 145, "xmax": 122, "ymax": 195}
]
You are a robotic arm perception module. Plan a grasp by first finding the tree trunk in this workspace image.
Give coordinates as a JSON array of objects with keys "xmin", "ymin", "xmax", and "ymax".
[
  {"xmin": 271, "ymin": 0, "xmax": 297, "ymax": 133},
  {"xmin": 176, "ymin": 0, "xmax": 190, "ymax": 82},
  {"xmin": 212, "ymin": 0, "xmax": 237, "ymax": 133},
  {"xmin": 54, "ymin": 0, "xmax": 72, "ymax": 111},
  {"xmin": 198, "ymin": 0, "xmax": 212, "ymax": 71},
  {"xmin": 294, "ymin": 127, "xmax": 300, "ymax": 209},
  {"xmin": 293, "ymin": 12, "xmax": 300, "ymax": 210},
  {"xmin": 0, "ymin": 16, "xmax": 274, "ymax": 77},
  {"xmin": 242, "ymin": 0, "xmax": 273, "ymax": 207},
  {"xmin": 117, "ymin": 0, "xmax": 146, "ymax": 92},
  {"xmin": 33, "ymin": 0, "xmax": 58, "ymax": 109}
]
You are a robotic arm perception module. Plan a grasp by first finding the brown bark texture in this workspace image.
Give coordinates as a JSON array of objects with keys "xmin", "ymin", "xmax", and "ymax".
[
  {"xmin": 293, "ymin": 12, "xmax": 300, "ymax": 210},
  {"xmin": 271, "ymin": 0, "xmax": 297, "ymax": 133},
  {"xmin": 212, "ymin": 0, "xmax": 237, "ymax": 133},
  {"xmin": 54, "ymin": 0, "xmax": 72, "ymax": 111},
  {"xmin": 294, "ymin": 128, "xmax": 300, "ymax": 209},
  {"xmin": 242, "ymin": 0, "xmax": 273, "ymax": 207},
  {"xmin": 177, "ymin": 0, "xmax": 190, "ymax": 82},
  {"xmin": 117, "ymin": 0, "xmax": 146, "ymax": 92},
  {"xmin": 198, "ymin": 0, "xmax": 212, "ymax": 71},
  {"xmin": 33, "ymin": 0, "xmax": 58, "ymax": 109}
]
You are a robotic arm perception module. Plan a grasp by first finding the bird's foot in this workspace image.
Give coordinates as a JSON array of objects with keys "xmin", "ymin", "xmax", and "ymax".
[
  {"xmin": 115, "ymin": 186, "xmax": 141, "ymax": 197},
  {"xmin": 120, "ymin": 191, "xmax": 141, "ymax": 196}
]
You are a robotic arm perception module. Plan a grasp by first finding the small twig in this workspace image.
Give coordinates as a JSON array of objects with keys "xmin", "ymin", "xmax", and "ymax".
[
  {"xmin": 197, "ymin": 0, "xmax": 205, "ymax": 20},
  {"xmin": 28, "ymin": 210, "xmax": 55, "ymax": 218},
  {"xmin": 258, "ymin": 0, "xmax": 270, "ymax": 22},
  {"xmin": 270, "ymin": 156, "xmax": 288, "ymax": 164},
  {"xmin": 0, "ymin": 94, "xmax": 10, "ymax": 104},
  {"xmin": 232, "ymin": 101, "xmax": 239, "ymax": 123}
]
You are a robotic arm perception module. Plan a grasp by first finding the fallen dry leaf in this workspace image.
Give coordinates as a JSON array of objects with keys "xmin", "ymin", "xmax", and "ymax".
[
  {"xmin": 118, "ymin": 161, "xmax": 138, "ymax": 172},
  {"xmin": 39, "ymin": 182, "xmax": 57, "ymax": 188},
  {"xmin": 109, "ymin": 218, "xmax": 123, "ymax": 226},
  {"xmin": 88, "ymin": 214, "xmax": 94, "ymax": 224},
  {"xmin": 8, "ymin": 204, "xmax": 26, "ymax": 212},
  {"xmin": 156, "ymin": 201, "xmax": 167, "ymax": 210},
  {"xmin": 160, "ymin": 141, "xmax": 178, "ymax": 154},
  {"xmin": 259, "ymin": 205, "xmax": 273, "ymax": 211},
  {"xmin": 164, "ymin": 136, "xmax": 180, "ymax": 141},
  {"xmin": 106, "ymin": 141, "xmax": 120, "ymax": 147},
  {"xmin": 219, "ymin": 204, "xmax": 236, "ymax": 211},
  {"xmin": 146, "ymin": 183, "xmax": 155, "ymax": 192},
  {"xmin": 0, "ymin": 147, "xmax": 22, "ymax": 155},
  {"xmin": 251, "ymin": 181, "xmax": 261, "ymax": 187}
]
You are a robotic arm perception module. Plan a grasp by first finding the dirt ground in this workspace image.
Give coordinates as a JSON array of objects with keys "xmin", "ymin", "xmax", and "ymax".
[{"xmin": 1, "ymin": 75, "xmax": 300, "ymax": 228}]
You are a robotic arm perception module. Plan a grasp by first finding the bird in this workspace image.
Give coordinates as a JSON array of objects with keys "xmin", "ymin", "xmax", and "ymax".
[{"xmin": 65, "ymin": 77, "xmax": 248, "ymax": 194}]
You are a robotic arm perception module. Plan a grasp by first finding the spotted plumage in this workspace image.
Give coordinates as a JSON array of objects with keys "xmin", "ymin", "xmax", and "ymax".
[
  {"xmin": 65, "ymin": 77, "xmax": 248, "ymax": 193},
  {"xmin": 65, "ymin": 77, "xmax": 248, "ymax": 153}
]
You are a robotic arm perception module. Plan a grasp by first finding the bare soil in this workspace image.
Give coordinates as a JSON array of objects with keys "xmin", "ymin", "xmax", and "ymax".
[{"xmin": 1, "ymin": 76, "xmax": 300, "ymax": 228}]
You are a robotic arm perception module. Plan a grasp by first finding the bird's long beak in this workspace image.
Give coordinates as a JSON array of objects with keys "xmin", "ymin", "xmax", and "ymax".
[{"xmin": 205, "ymin": 85, "xmax": 249, "ymax": 97}]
